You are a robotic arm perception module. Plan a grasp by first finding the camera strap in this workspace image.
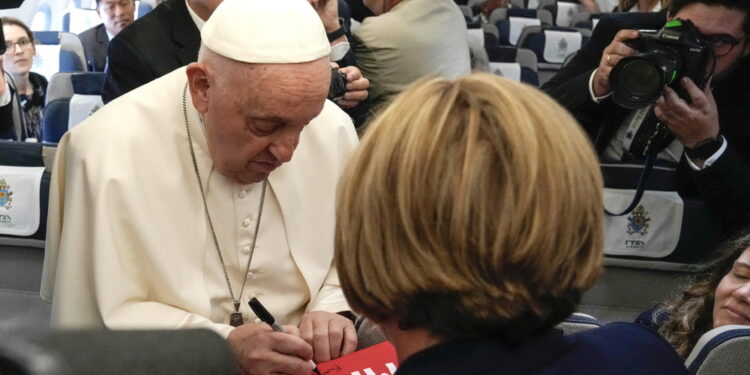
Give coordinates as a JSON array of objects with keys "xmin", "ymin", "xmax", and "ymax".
[
  {"xmin": 605, "ymin": 117, "xmax": 672, "ymax": 216},
  {"xmin": 604, "ymin": 150, "xmax": 657, "ymax": 216}
]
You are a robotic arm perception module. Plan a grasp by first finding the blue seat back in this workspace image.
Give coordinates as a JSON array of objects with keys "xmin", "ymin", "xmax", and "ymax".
[{"xmin": 42, "ymin": 72, "xmax": 106, "ymax": 143}]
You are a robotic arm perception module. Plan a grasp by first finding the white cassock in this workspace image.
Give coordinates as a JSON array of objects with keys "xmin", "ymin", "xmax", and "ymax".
[{"xmin": 40, "ymin": 67, "xmax": 358, "ymax": 337}]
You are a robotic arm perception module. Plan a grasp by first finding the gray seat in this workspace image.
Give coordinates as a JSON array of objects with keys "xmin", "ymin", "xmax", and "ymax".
[
  {"xmin": 580, "ymin": 258, "xmax": 703, "ymax": 322},
  {"xmin": 685, "ymin": 325, "xmax": 750, "ymax": 375},
  {"xmin": 0, "ymin": 141, "xmax": 56, "ymax": 339},
  {"xmin": 555, "ymin": 312, "xmax": 602, "ymax": 335},
  {"xmin": 32, "ymin": 31, "xmax": 88, "ymax": 78},
  {"xmin": 517, "ymin": 25, "xmax": 590, "ymax": 85},
  {"xmin": 483, "ymin": 23, "xmax": 500, "ymax": 40},
  {"xmin": 459, "ymin": 4, "xmax": 474, "ymax": 18},
  {"xmin": 355, "ymin": 316, "xmax": 388, "ymax": 350}
]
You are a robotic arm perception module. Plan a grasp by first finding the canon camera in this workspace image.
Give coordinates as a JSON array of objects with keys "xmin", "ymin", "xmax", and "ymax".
[{"xmin": 609, "ymin": 19, "xmax": 711, "ymax": 109}]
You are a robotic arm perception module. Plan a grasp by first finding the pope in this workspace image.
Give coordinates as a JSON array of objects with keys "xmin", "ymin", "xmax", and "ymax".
[{"xmin": 41, "ymin": 0, "xmax": 359, "ymax": 373}]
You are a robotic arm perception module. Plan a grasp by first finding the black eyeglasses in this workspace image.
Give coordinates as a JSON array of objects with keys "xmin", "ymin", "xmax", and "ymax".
[
  {"xmin": 4, "ymin": 38, "xmax": 32, "ymax": 54},
  {"xmin": 704, "ymin": 34, "xmax": 746, "ymax": 57}
]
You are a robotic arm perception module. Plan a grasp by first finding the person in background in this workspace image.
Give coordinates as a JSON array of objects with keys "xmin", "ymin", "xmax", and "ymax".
[
  {"xmin": 0, "ymin": 17, "xmax": 46, "ymax": 142},
  {"xmin": 475, "ymin": 0, "xmax": 508, "ymax": 24},
  {"xmin": 637, "ymin": 229, "xmax": 750, "ymax": 358},
  {"xmin": 334, "ymin": 73, "xmax": 688, "ymax": 375},
  {"xmin": 79, "ymin": 0, "xmax": 136, "ymax": 72},
  {"xmin": 542, "ymin": 0, "xmax": 750, "ymax": 238},
  {"xmin": 616, "ymin": 0, "xmax": 670, "ymax": 12},
  {"xmin": 352, "ymin": 0, "xmax": 470, "ymax": 116}
]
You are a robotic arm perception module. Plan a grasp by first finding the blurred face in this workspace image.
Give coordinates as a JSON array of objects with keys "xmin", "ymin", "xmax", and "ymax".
[
  {"xmin": 97, "ymin": 0, "xmax": 135, "ymax": 36},
  {"xmin": 3, "ymin": 24, "xmax": 35, "ymax": 76},
  {"xmin": 669, "ymin": 4, "xmax": 749, "ymax": 82},
  {"xmin": 199, "ymin": 58, "xmax": 330, "ymax": 184},
  {"xmin": 713, "ymin": 248, "xmax": 750, "ymax": 328}
]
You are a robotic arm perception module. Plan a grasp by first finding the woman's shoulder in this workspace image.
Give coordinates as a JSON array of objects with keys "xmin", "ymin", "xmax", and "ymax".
[
  {"xmin": 29, "ymin": 72, "xmax": 48, "ymax": 92},
  {"xmin": 564, "ymin": 322, "xmax": 687, "ymax": 374}
]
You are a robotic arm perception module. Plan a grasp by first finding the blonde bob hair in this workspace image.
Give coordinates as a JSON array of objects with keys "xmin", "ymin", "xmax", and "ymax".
[{"xmin": 335, "ymin": 74, "xmax": 604, "ymax": 343}]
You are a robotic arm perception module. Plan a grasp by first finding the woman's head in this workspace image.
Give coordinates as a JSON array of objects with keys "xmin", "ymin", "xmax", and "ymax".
[
  {"xmin": 658, "ymin": 229, "xmax": 750, "ymax": 357},
  {"xmin": 2, "ymin": 17, "xmax": 36, "ymax": 76},
  {"xmin": 335, "ymin": 74, "xmax": 604, "ymax": 344},
  {"xmin": 712, "ymin": 243, "xmax": 750, "ymax": 328}
]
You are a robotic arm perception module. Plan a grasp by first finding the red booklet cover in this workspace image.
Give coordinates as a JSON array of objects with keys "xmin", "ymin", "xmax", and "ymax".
[{"xmin": 314, "ymin": 342, "xmax": 399, "ymax": 375}]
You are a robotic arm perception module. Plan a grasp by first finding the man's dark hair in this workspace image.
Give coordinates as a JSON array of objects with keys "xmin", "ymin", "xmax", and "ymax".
[{"xmin": 669, "ymin": 0, "xmax": 750, "ymax": 34}]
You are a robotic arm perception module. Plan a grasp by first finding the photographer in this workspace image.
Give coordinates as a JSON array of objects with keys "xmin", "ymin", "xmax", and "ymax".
[{"xmin": 542, "ymin": 0, "xmax": 750, "ymax": 239}]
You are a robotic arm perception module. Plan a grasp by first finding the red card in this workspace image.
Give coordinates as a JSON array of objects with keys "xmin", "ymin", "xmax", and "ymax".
[{"xmin": 314, "ymin": 342, "xmax": 399, "ymax": 375}]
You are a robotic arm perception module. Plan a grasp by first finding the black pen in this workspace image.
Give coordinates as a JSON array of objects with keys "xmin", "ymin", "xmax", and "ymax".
[{"xmin": 249, "ymin": 297, "xmax": 320, "ymax": 374}]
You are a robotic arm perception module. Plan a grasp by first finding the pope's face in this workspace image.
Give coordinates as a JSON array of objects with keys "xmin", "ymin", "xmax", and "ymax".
[
  {"xmin": 202, "ymin": 58, "xmax": 331, "ymax": 184},
  {"xmin": 713, "ymin": 248, "xmax": 750, "ymax": 328}
]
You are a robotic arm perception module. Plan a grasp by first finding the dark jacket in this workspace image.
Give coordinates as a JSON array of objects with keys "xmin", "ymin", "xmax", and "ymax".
[
  {"xmin": 0, "ymin": 72, "xmax": 48, "ymax": 141},
  {"xmin": 396, "ymin": 323, "xmax": 688, "ymax": 375},
  {"xmin": 542, "ymin": 12, "xmax": 750, "ymax": 238},
  {"xmin": 78, "ymin": 23, "xmax": 110, "ymax": 72},
  {"xmin": 101, "ymin": 0, "xmax": 200, "ymax": 103}
]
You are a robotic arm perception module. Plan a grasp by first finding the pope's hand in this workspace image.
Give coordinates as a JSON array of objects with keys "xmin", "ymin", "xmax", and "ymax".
[
  {"xmin": 337, "ymin": 66, "xmax": 369, "ymax": 109},
  {"xmin": 228, "ymin": 323, "xmax": 314, "ymax": 375},
  {"xmin": 299, "ymin": 311, "xmax": 358, "ymax": 362}
]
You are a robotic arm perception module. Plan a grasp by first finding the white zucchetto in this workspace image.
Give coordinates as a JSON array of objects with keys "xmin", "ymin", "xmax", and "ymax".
[{"xmin": 201, "ymin": 0, "xmax": 331, "ymax": 64}]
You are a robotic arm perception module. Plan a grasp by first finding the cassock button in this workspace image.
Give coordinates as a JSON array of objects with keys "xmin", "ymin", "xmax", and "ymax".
[
  {"xmin": 242, "ymin": 218, "xmax": 252, "ymax": 228},
  {"xmin": 241, "ymin": 245, "xmax": 252, "ymax": 254},
  {"xmin": 239, "ymin": 189, "xmax": 247, "ymax": 199}
]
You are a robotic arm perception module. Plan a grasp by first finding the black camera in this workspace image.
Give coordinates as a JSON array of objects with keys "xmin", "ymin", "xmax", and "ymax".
[
  {"xmin": 328, "ymin": 69, "xmax": 347, "ymax": 101},
  {"xmin": 610, "ymin": 19, "xmax": 711, "ymax": 110}
]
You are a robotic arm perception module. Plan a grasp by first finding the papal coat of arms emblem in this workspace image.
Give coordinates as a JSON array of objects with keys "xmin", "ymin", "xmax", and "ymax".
[
  {"xmin": 627, "ymin": 205, "xmax": 650, "ymax": 235},
  {"xmin": 0, "ymin": 177, "xmax": 12, "ymax": 210},
  {"xmin": 558, "ymin": 38, "xmax": 569, "ymax": 55}
]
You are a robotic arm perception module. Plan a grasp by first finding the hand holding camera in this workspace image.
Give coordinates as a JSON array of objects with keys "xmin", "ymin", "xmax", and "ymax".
[
  {"xmin": 593, "ymin": 29, "xmax": 639, "ymax": 97},
  {"xmin": 599, "ymin": 19, "xmax": 720, "ymax": 152},
  {"xmin": 328, "ymin": 64, "xmax": 370, "ymax": 109}
]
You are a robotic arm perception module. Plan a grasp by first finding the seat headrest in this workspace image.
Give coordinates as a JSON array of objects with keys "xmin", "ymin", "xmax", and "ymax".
[{"xmin": 685, "ymin": 325, "xmax": 750, "ymax": 375}]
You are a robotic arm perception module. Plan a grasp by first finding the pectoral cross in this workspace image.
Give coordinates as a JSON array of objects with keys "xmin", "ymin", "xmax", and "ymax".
[{"xmin": 230, "ymin": 301, "xmax": 244, "ymax": 327}]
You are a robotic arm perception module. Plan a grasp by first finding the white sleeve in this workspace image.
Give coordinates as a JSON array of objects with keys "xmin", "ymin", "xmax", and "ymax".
[
  {"xmin": 686, "ymin": 136, "xmax": 728, "ymax": 170},
  {"xmin": 588, "ymin": 68, "xmax": 612, "ymax": 103}
]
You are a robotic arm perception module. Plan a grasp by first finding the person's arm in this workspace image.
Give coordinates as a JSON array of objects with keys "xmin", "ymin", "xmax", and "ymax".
[
  {"xmin": 101, "ymin": 34, "xmax": 156, "ymax": 103},
  {"xmin": 653, "ymin": 76, "xmax": 750, "ymax": 235},
  {"xmin": 44, "ymin": 132, "xmax": 318, "ymax": 375},
  {"xmin": 542, "ymin": 15, "xmax": 638, "ymax": 136}
]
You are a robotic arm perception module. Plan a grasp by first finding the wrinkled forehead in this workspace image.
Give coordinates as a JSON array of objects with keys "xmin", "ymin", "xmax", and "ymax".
[{"xmin": 219, "ymin": 59, "xmax": 331, "ymax": 117}]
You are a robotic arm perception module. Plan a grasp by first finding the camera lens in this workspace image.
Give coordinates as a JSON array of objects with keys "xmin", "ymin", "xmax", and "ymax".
[
  {"xmin": 618, "ymin": 59, "xmax": 662, "ymax": 100},
  {"xmin": 610, "ymin": 51, "xmax": 677, "ymax": 109}
]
